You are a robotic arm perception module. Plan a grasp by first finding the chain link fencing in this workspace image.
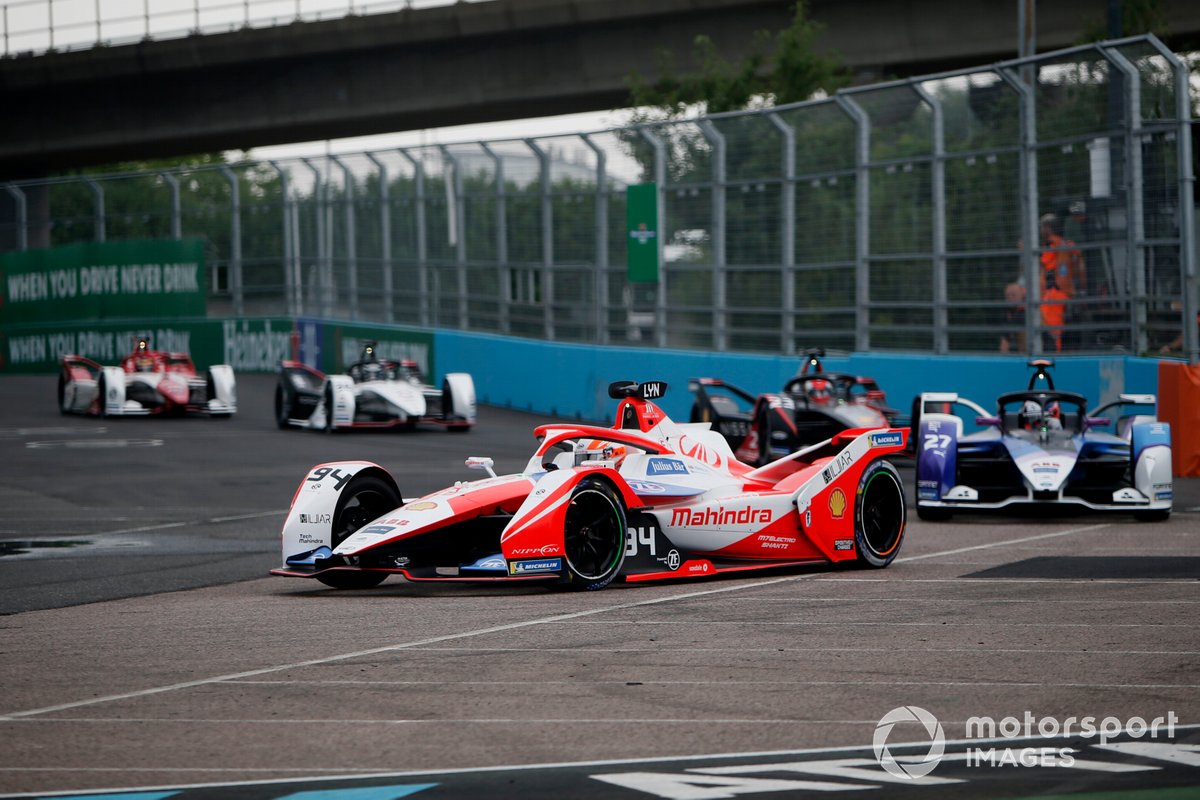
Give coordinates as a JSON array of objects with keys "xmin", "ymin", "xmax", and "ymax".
[{"xmin": 1, "ymin": 34, "xmax": 1195, "ymax": 362}]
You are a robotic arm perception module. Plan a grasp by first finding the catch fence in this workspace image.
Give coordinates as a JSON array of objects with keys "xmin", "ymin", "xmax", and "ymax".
[{"xmin": 1, "ymin": 34, "xmax": 1195, "ymax": 361}]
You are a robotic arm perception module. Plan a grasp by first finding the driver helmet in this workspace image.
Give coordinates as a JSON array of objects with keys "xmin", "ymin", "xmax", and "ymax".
[
  {"xmin": 134, "ymin": 338, "xmax": 155, "ymax": 372},
  {"xmin": 807, "ymin": 378, "xmax": 832, "ymax": 405},
  {"xmin": 580, "ymin": 439, "xmax": 627, "ymax": 468},
  {"xmin": 1020, "ymin": 400, "xmax": 1042, "ymax": 429}
]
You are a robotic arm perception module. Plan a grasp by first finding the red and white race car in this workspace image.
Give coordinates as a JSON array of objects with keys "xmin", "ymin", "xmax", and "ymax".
[
  {"xmin": 272, "ymin": 380, "xmax": 908, "ymax": 591},
  {"xmin": 59, "ymin": 337, "xmax": 236, "ymax": 417}
]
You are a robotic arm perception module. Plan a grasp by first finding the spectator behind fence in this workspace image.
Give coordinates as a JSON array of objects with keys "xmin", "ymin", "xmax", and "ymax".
[
  {"xmin": 1040, "ymin": 213, "xmax": 1085, "ymax": 300},
  {"xmin": 1041, "ymin": 270, "xmax": 1068, "ymax": 353}
]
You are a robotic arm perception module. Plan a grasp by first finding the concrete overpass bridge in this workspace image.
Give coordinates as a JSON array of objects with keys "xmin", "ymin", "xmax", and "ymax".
[{"xmin": 2, "ymin": 0, "xmax": 1199, "ymax": 178}]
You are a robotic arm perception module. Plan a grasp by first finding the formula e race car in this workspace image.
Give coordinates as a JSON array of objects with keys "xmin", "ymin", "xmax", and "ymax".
[
  {"xmin": 275, "ymin": 342, "xmax": 475, "ymax": 432},
  {"xmin": 270, "ymin": 379, "xmax": 910, "ymax": 591},
  {"xmin": 913, "ymin": 359, "xmax": 1172, "ymax": 521},
  {"xmin": 690, "ymin": 349, "xmax": 899, "ymax": 466},
  {"xmin": 58, "ymin": 337, "xmax": 236, "ymax": 417}
]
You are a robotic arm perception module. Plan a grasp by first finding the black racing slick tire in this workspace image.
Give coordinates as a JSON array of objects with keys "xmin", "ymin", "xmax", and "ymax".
[
  {"xmin": 323, "ymin": 384, "xmax": 337, "ymax": 434},
  {"xmin": 854, "ymin": 460, "xmax": 907, "ymax": 568},
  {"xmin": 274, "ymin": 383, "xmax": 291, "ymax": 429},
  {"xmin": 97, "ymin": 375, "xmax": 109, "ymax": 418},
  {"xmin": 317, "ymin": 473, "xmax": 401, "ymax": 590},
  {"xmin": 57, "ymin": 374, "xmax": 68, "ymax": 415},
  {"xmin": 1134, "ymin": 509, "xmax": 1171, "ymax": 522},
  {"xmin": 561, "ymin": 478, "xmax": 627, "ymax": 590}
]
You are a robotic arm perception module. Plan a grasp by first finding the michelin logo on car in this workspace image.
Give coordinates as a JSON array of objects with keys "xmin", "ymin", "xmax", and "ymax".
[{"xmin": 509, "ymin": 558, "xmax": 563, "ymax": 576}]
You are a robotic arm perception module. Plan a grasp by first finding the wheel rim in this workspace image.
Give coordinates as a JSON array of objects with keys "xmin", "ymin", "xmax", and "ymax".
[
  {"xmin": 860, "ymin": 470, "xmax": 903, "ymax": 557},
  {"xmin": 333, "ymin": 487, "xmax": 391, "ymax": 548},
  {"xmin": 564, "ymin": 488, "xmax": 623, "ymax": 580}
]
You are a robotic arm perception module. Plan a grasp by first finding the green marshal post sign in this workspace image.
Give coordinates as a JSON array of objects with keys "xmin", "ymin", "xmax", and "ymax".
[
  {"xmin": 626, "ymin": 183, "xmax": 659, "ymax": 282},
  {"xmin": 0, "ymin": 238, "xmax": 206, "ymax": 325}
]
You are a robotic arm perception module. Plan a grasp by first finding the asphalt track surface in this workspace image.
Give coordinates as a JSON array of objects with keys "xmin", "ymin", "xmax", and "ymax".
[{"xmin": 1, "ymin": 373, "xmax": 1198, "ymax": 799}]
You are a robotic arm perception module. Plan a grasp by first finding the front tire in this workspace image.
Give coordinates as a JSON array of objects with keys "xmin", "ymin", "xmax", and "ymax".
[
  {"xmin": 561, "ymin": 478, "xmax": 627, "ymax": 590},
  {"xmin": 318, "ymin": 473, "xmax": 402, "ymax": 589},
  {"xmin": 57, "ymin": 374, "xmax": 69, "ymax": 415},
  {"xmin": 323, "ymin": 384, "xmax": 337, "ymax": 433},
  {"xmin": 916, "ymin": 504, "xmax": 952, "ymax": 521},
  {"xmin": 97, "ymin": 375, "xmax": 109, "ymax": 418},
  {"xmin": 854, "ymin": 460, "xmax": 906, "ymax": 568},
  {"xmin": 1134, "ymin": 509, "xmax": 1170, "ymax": 522}
]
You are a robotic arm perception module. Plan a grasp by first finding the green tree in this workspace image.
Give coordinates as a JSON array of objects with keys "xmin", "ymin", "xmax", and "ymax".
[{"xmin": 626, "ymin": 0, "xmax": 844, "ymax": 117}]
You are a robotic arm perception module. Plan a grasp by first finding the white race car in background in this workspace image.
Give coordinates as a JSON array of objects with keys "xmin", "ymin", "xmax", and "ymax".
[{"xmin": 275, "ymin": 342, "xmax": 475, "ymax": 432}]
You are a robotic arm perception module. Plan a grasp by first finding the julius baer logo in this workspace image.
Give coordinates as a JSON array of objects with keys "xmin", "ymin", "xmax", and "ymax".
[{"xmin": 874, "ymin": 706, "xmax": 1179, "ymax": 779}]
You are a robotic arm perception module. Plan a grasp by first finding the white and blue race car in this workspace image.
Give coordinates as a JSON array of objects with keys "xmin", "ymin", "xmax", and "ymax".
[{"xmin": 914, "ymin": 359, "xmax": 1172, "ymax": 521}]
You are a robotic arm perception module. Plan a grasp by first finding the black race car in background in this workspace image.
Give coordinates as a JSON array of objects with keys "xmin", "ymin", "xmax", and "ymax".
[
  {"xmin": 689, "ymin": 349, "xmax": 899, "ymax": 466},
  {"xmin": 275, "ymin": 342, "xmax": 475, "ymax": 432}
]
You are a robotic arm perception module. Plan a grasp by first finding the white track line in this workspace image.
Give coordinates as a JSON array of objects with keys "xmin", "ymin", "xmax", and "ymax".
[
  {"xmin": 0, "ymin": 520, "xmax": 1135, "ymax": 721},
  {"xmin": 898, "ymin": 522, "xmax": 1113, "ymax": 561}
]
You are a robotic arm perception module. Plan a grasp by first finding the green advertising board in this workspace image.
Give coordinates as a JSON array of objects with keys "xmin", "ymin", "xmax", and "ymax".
[
  {"xmin": 626, "ymin": 183, "xmax": 659, "ymax": 282},
  {"xmin": 1, "ymin": 316, "xmax": 438, "ymax": 377},
  {"xmin": 0, "ymin": 238, "xmax": 206, "ymax": 325}
]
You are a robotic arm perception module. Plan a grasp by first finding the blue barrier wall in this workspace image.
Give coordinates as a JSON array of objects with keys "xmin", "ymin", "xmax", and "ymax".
[{"xmin": 434, "ymin": 330, "xmax": 1163, "ymax": 424}]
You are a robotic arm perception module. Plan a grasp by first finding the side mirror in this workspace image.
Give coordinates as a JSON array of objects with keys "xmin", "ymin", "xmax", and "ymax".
[
  {"xmin": 1084, "ymin": 417, "xmax": 1111, "ymax": 430},
  {"xmin": 976, "ymin": 415, "xmax": 1002, "ymax": 427},
  {"xmin": 465, "ymin": 456, "xmax": 497, "ymax": 478}
]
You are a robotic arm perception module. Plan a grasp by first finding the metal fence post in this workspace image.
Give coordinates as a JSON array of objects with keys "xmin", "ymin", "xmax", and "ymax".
[
  {"xmin": 525, "ymin": 139, "xmax": 554, "ymax": 341},
  {"xmin": 267, "ymin": 162, "xmax": 295, "ymax": 317},
  {"xmin": 1160, "ymin": 42, "xmax": 1198, "ymax": 364},
  {"xmin": 85, "ymin": 179, "xmax": 105, "ymax": 243},
  {"xmin": 218, "ymin": 165, "xmax": 244, "ymax": 316},
  {"xmin": 998, "ymin": 66, "xmax": 1041, "ymax": 356},
  {"xmin": 398, "ymin": 148, "xmax": 429, "ymax": 328},
  {"xmin": 329, "ymin": 155, "xmax": 358, "ymax": 320},
  {"xmin": 698, "ymin": 119, "xmax": 727, "ymax": 352},
  {"xmin": 159, "ymin": 172, "xmax": 181, "ymax": 240},
  {"xmin": 581, "ymin": 134, "xmax": 608, "ymax": 345},
  {"xmin": 365, "ymin": 152, "xmax": 393, "ymax": 324},
  {"xmin": 1101, "ymin": 46, "xmax": 1147, "ymax": 354},
  {"xmin": 912, "ymin": 82, "xmax": 948, "ymax": 354},
  {"xmin": 639, "ymin": 127, "xmax": 668, "ymax": 349},
  {"xmin": 834, "ymin": 95, "xmax": 870, "ymax": 351},
  {"xmin": 4, "ymin": 183, "xmax": 27, "ymax": 251},
  {"xmin": 439, "ymin": 145, "xmax": 468, "ymax": 330},
  {"xmin": 479, "ymin": 142, "xmax": 509, "ymax": 335},
  {"xmin": 300, "ymin": 158, "xmax": 329, "ymax": 319},
  {"xmin": 767, "ymin": 113, "xmax": 796, "ymax": 356}
]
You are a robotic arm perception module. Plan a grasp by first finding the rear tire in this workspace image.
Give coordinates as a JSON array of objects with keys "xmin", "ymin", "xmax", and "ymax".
[
  {"xmin": 318, "ymin": 473, "xmax": 401, "ymax": 590},
  {"xmin": 274, "ymin": 384, "xmax": 291, "ymax": 429},
  {"xmin": 854, "ymin": 460, "xmax": 906, "ymax": 568},
  {"xmin": 561, "ymin": 478, "xmax": 627, "ymax": 590}
]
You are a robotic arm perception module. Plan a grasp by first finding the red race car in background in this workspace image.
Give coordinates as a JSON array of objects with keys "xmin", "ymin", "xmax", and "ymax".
[
  {"xmin": 59, "ymin": 336, "xmax": 237, "ymax": 417},
  {"xmin": 272, "ymin": 379, "xmax": 909, "ymax": 592}
]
